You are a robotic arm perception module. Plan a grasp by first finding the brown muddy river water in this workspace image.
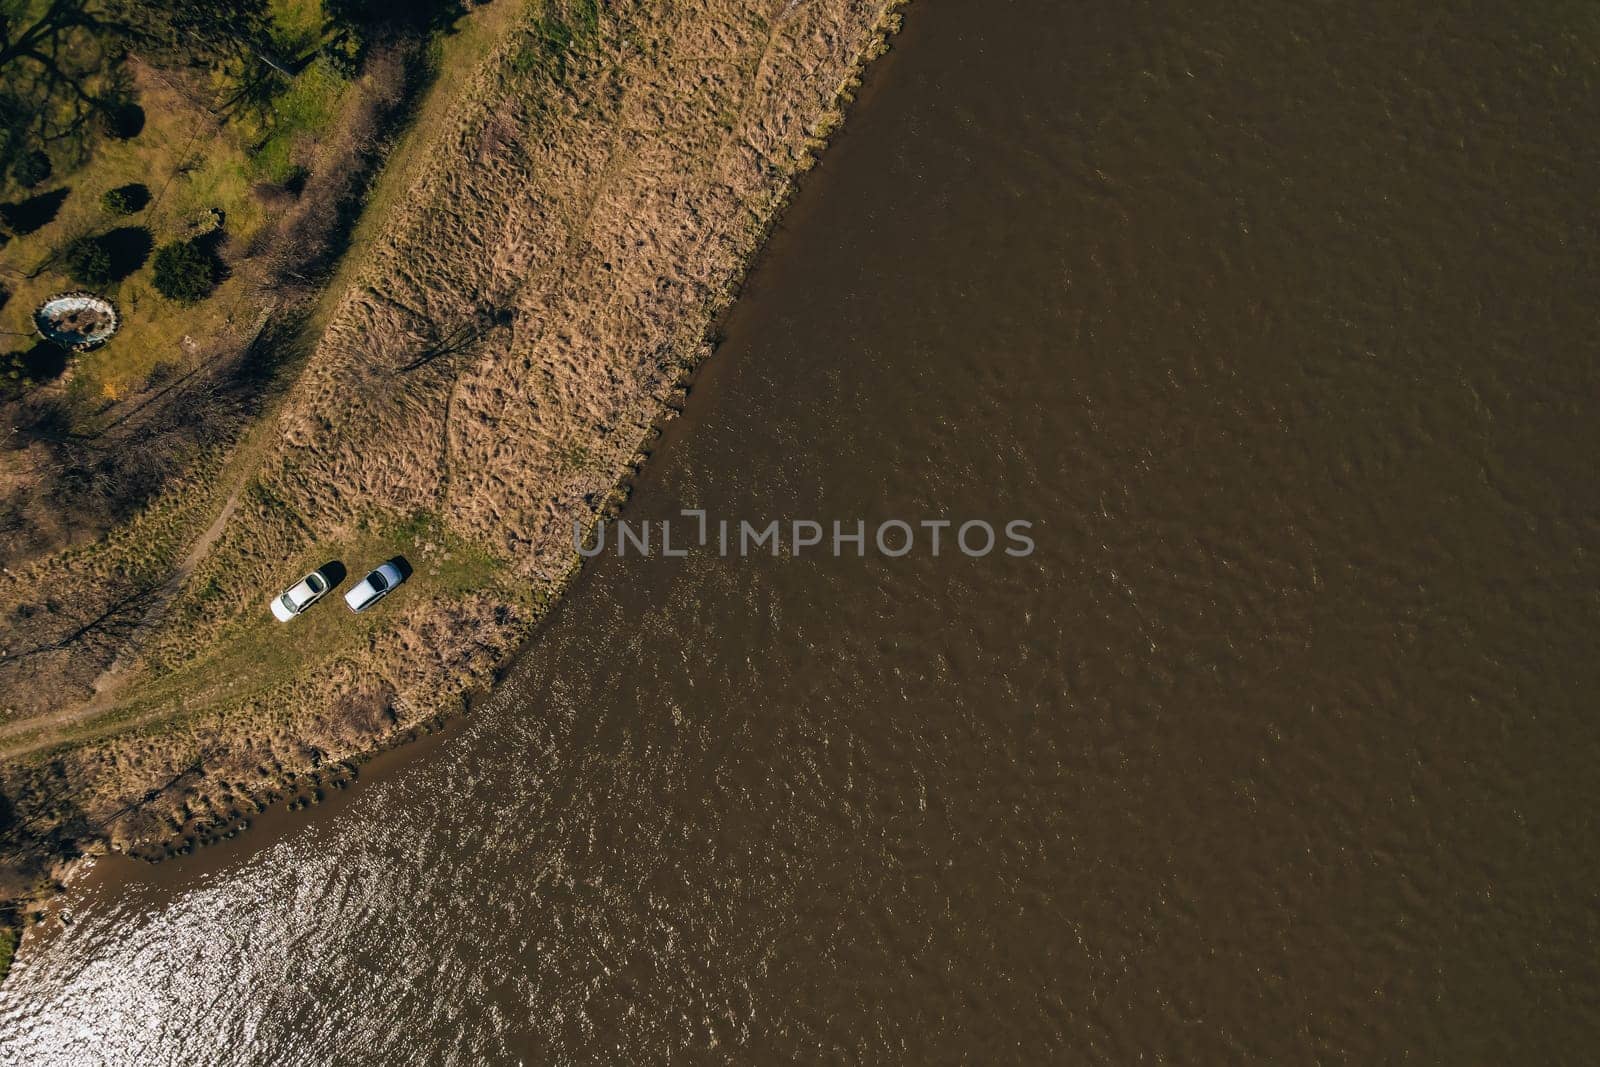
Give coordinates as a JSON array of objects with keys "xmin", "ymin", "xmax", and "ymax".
[{"xmin": 5, "ymin": 0, "xmax": 1600, "ymax": 1061}]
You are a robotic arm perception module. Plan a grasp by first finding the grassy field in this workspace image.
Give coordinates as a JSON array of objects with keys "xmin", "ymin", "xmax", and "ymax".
[
  {"xmin": 0, "ymin": 0, "xmax": 419, "ymax": 572},
  {"xmin": 0, "ymin": 2, "xmax": 352, "ymax": 407},
  {"xmin": 0, "ymin": 506, "xmax": 517, "ymax": 754},
  {"xmin": 0, "ymin": 0, "xmax": 903, "ymax": 911}
]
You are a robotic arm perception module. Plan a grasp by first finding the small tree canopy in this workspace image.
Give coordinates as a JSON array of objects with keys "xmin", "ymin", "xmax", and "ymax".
[
  {"xmin": 64, "ymin": 237, "xmax": 113, "ymax": 287},
  {"xmin": 152, "ymin": 240, "xmax": 217, "ymax": 303}
]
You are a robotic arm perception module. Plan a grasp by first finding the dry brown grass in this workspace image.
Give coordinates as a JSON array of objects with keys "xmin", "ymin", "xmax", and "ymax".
[{"xmin": 0, "ymin": 0, "xmax": 903, "ymax": 906}]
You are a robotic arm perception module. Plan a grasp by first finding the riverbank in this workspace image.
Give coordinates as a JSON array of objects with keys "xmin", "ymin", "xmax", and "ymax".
[{"xmin": 0, "ymin": 0, "xmax": 905, "ymax": 960}]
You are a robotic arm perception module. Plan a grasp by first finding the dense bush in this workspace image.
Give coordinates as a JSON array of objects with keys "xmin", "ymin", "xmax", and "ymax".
[
  {"xmin": 64, "ymin": 236, "xmax": 113, "ymax": 287},
  {"xmin": 0, "ymin": 350, "xmax": 35, "ymax": 398},
  {"xmin": 321, "ymin": 0, "xmax": 464, "ymax": 73},
  {"xmin": 321, "ymin": 36, "xmax": 362, "ymax": 78},
  {"xmin": 152, "ymin": 239, "xmax": 217, "ymax": 303},
  {"xmin": 11, "ymin": 150, "xmax": 51, "ymax": 188}
]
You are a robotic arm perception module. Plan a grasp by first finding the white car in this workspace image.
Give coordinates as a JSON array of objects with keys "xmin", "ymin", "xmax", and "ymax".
[
  {"xmin": 344, "ymin": 561, "xmax": 406, "ymax": 613},
  {"xmin": 270, "ymin": 568, "xmax": 333, "ymax": 622}
]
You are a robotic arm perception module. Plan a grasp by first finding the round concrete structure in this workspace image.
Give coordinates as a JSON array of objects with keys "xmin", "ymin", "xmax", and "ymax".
[{"xmin": 34, "ymin": 291, "xmax": 119, "ymax": 351}]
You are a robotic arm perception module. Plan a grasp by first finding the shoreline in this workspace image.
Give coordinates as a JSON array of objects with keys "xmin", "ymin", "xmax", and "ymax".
[{"xmin": 0, "ymin": 0, "xmax": 908, "ymax": 974}]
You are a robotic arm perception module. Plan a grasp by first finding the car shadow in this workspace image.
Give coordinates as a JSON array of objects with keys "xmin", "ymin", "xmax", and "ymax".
[
  {"xmin": 319, "ymin": 560, "xmax": 347, "ymax": 587},
  {"xmin": 386, "ymin": 556, "xmax": 413, "ymax": 581}
]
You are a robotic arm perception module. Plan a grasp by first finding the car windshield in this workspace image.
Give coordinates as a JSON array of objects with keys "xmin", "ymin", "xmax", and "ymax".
[
  {"xmin": 306, "ymin": 573, "xmax": 326, "ymax": 593},
  {"xmin": 367, "ymin": 571, "xmax": 388, "ymax": 593}
]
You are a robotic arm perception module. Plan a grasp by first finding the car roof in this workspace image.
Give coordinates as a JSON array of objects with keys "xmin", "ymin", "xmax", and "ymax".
[{"xmin": 346, "ymin": 580, "xmax": 381, "ymax": 608}]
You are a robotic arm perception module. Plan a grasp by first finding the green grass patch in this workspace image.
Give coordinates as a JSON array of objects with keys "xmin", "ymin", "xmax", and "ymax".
[
  {"xmin": 146, "ymin": 506, "xmax": 501, "ymax": 689},
  {"xmin": 378, "ymin": 509, "xmax": 505, "ymax": 595},
  {"xmin": 43, "ymin": 505, "xmax": 518, "ymax": 748},
  {"xmin": 270, "ymin": 0, "xmax": 331, "ymax": 56},
  {"xmin": 250, "ymin": 60, "xmax": 351, "ymax": 183},
  {"xmin": 512, "ymin": 0, "xmax": 602, "ymax": 80}
]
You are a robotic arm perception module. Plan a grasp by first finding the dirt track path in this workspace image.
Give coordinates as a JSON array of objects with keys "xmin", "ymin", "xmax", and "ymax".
[{"xmin": 0, "ymin": 415, "xmax": 254, "ymax": 759}]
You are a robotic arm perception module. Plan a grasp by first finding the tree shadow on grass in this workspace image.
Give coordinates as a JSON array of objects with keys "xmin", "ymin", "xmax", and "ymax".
[
  {"xmin": 101, "ymin": 102, "xmax": 145, "ymax": 140},
  {"xmin": 99, "ymin": 226, "xmax": 153, "ymax": 282},
  {"xmin": 190, "ymin": 228, "xmax": 231, "ymax": 280},
  {"xmin": 1, "ymin": 342, "xmax": 69, "ymax": 400},
  {"xmin": 0, "ymin": 188, "xmax": 70, "ymax": 236},
  {"xmin": 19, "ymin": 342, "xmax": 68, "ymax": 382},
  {"xmin": 104, "ymin": 182, "xmax": 149, "ymax": 213}
]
